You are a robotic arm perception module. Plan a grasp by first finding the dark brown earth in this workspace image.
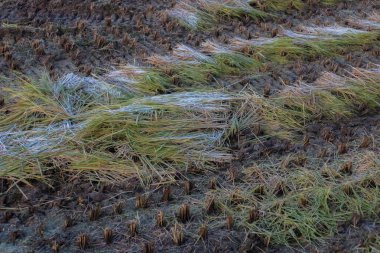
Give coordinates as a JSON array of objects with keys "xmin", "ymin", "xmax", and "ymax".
[
  {"xmin": 0, "ymin": 0, "xmax": 379, "ymax": 93},
  {"xmin": 0, "ymin": 0, "xmax": 202, "ymax": 78},
  {"xmin": 0, "ymin": 0, "xmax": 380, "ymax": 253}
]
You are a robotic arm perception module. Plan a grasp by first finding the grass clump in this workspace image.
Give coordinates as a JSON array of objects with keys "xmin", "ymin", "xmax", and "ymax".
[
  {"xmin": 250, "ymin": 0, "xmax": 304, "ymax": 11},
  {"xmin": 169, "ymin": 0, "xmax": 268, "ymax": 31},
  {"xmin": 1, "ymin": 67, "xmax": 379, "ymax": 185},
  {"xmin": 253, "ymin": 69, "xmax": 380, "ymax": 137},
  {"xmin": 0, "ymin": 121, "xmax": 81, "ymax": 184},
  {"xmin": 0, "ymin": 72, "xmax": 247, "ymax": 185},
  {"xmin": 303, "ymin": 32, "xmax": 380, "ymax": 58},
  {"xmin": 104, "ymin": 66, "xmax": 172, "ymax": 95},
  {"xmin": 148, "ymin": 58, "xmax": 218, "ymax": 86},
  {"xmin": 216, "ymin": 151, "xmax": 380, "ymax": 245},
  {"xmin": 0, "ymin": 155, "xmax": 48, "ymax": 185},
  {"xmin": 199, "ymin": 0, "xmax": 268, "ymax": 21},
  {"xmin": 172, "ymin": 62, "xmax": 219, "ymax": 85},
  {"xmin": 255, "ymin": 31, "xmax": 380, "ymax": 63},
  {"xmin": 0, "ymin": 72, "xmax": 126, "ymax": 130},
  {"xmin": 170, "ymin": 0, "xmax": 358, "ymax": 31},
  {"xmin": 149, "ymin": 30, "xmax": 378, "ymax": 89},
  {"xmin": 75, "ymin": 92, "xmax": 240, "ymax": 173},
  {"xmin": 255, "ymin": 37, "xmax": 308, "ymax": 64},
  {"xmin": 149, "ymin": 43, "xmax": 261, "ymax": 85},
  {"xmin": 275, "ymin": 86, "xmax": 353, "ymax": 120},
  {"xmin": 192, "ymin": 41, "xmax": 261, "ymax": 75},
  {"xmin": 319, "ymin": 0, "xmax": 355, "ymax": 6},
  {"xmin": 169, "ymin": 2, "xmax": 208, "ymax": 30},
  {"xmin": 0, "ymin": 74, "xmax": 69, "ymax": 130},
  {"xmin": 148, "ymin": 45, "xmax": 220, "ymax": 85},
  {"xmin": 250, "ymin": 0, "xmax": 354, "ymax": 11},
  {"xmin": 213, "ymin": 50, "xmax": 261, "ymax": 75}
]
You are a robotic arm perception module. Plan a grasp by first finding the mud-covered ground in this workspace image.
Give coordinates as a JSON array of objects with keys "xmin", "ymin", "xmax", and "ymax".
[
  {"xmin": 0, "ymin": 0, "xmax": 380, "ymax": 252},
  {"xmin": 0, "ymin": 0, "xmax": 379, "ymax": 91}
]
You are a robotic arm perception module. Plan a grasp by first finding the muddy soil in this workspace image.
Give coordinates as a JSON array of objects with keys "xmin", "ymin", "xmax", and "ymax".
[
  {"xmin": 0, "ymin": 0, "xmax": 379, "ymax": 94},
  {"xmin": 0, "ymin": 0, "xmax": 380, "ymax": 252},
  {"xmin": 0, "ymin": 0, "xmax": 203, "ymax": 77}
]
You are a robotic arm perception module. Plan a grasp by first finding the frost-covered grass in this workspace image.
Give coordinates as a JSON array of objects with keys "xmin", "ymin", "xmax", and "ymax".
[
  {"xmin": 0, "ymin": 75, "xmax": 248, "ymax": 185},
  {"xmin": 147, "ymin": 29, "xmax": 379, "ymax": 85},
  {"xmin": 1, "ymin": 10, "xmax": 379, "ymax": 250},
  {"xmin": 1, "ymin": 67, "xmax": 379, "ymax": 184},
  {"xmin": 169, "ymin": 0, "xmax": 360, "ymax": 30}
]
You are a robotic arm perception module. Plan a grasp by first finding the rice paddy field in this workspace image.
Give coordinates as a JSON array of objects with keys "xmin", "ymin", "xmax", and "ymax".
[{"xmin": 0, "ymin": 0, "xmax": 380, "ymax": 252}]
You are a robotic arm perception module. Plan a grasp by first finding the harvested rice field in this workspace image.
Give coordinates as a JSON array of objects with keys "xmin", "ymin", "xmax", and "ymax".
[{"xmin": 0, "ymin": 0, "xmax": 380, "ymax": 252}]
